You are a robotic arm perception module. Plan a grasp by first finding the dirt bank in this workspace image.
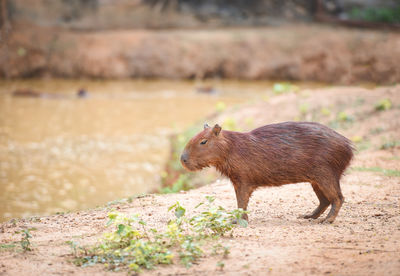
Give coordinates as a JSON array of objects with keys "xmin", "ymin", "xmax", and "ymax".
[
  {"xmin": 0, "ymin": 163, "xmax": 399, "ymax": 275},
  {"xmin": 2, "ymin": 24, "xmax": 400, "ymax": 84},
  {"xmin": 1, "ymin": 85, "xmax": 399, "ymax": 275}
]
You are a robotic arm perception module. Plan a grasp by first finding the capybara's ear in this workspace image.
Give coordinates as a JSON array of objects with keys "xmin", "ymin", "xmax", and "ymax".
[
  {"xmin": 204, "ymin": 123, "xmax": 210, "ymax": 129},
  {"xmin": 212, "ymin": 124, "xmax": 221, "ymax": 136}
]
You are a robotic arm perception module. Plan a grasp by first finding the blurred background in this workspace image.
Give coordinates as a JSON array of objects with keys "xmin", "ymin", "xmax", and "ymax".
[{"xmin": 0, "ymin": 0, "xmax": 399, "ymax": 222}]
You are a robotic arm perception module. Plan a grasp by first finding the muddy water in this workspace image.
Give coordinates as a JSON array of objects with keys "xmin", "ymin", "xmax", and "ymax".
[{"xmin": 0, "ymin": 79, "xmax": 285, "ymax": 222}]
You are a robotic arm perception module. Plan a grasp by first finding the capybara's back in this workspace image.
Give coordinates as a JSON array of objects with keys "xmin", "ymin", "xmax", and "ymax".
[
  {"xmin": 246, "ymin": 122, "xmax": 353, "ymax": 186},
  {"xmin": 181, "ymin": 122, "xmax": 354, "ymax": 223}
]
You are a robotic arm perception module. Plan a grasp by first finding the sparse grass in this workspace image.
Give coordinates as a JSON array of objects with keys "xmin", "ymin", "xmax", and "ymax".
[
  {"xmin": 351, "ymin": 167, "xmax": 400, "ymax": 177},
  {"xmin": 337, "ymin": 111, "xmax": 354, "ymax": 123},
  {"xmin": 299, "ymin": 103, "xmax": 309, "ymax": 116},
  {"xmin": 370, "ymin": 127, "xmax": 384, "ymax": 135},
  {"xmin": 2, "ymin": 229, "xmax": 34, "ymax": 252},
  {"xmin": 375, "ymin": 99, "xmax": 392, "ymax": 111},
  {"xmin": 354, "ymin": 97, "xmax": 365, "ymax": 106},
  {"xmin": 356, "ymin": 140, "xmax": 371, "ymax": 152},
  {"xmin": 272, "ymin": 82, "xmax": 299, "ymax": 95},
  {"xmin": 380, "ymin": 140, "xmax": 400, "ymax": 150},
  {"xmin": 0, "ymin": 243, "xmax": 17, "ymax": 250},
  {"xmin": 329, "ymin": 111, "xmax": 355, "ymax": 130},
  {"xmin": 161, "ymin": 174, "xmax": 192, "ymax": 194},
  {"xmin": 320, "ymin": 107, "xmax": 331, "ymax": 116},
  {"xmin": 349, "ymin": 7, "xmax": 400, "ymax": 23},
  {"xmin": 70, "ymin": 196, "xmax": 247, "ymax": 273},
  {"xmin": 215, "ymin": 101, "xmax": 226, "ymax": 113},
  {"xmin": 222, "ymin": 117, "xmax": 239, "ymax": 131},
  {"xmin": 351, "ymin": 135, "xmax": 363, "ymax": 143},
  {"xmin": 161, "ymin": 124, "xmax": 201, "ymax": 193},
  {"xmin": 383, "ymin": 156, "xmax": 400, "ymax": 161},
  {"xmin": 20, "ymin": 229, "xmax": 33, "ymax": 252}
]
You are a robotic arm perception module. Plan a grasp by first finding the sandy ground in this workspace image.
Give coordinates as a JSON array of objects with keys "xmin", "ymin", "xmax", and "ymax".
[
  {"xmin": 0, "ymin": 161, "xmax": 399, "ymax": 276},
  {"xmin": 1, "ymin": 86, "xmax": 400, "ymax": 275}
]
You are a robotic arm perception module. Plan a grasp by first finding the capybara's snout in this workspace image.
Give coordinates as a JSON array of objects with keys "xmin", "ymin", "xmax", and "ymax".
[{"xmin": 180, "ymin": 151, "xmax": 188, "ymax": 165}]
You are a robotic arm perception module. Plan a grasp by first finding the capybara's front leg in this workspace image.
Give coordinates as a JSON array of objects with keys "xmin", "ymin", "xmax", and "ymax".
[{"xmin": 233, "ymin": 182, "xmax": 253, "ymax": 221}]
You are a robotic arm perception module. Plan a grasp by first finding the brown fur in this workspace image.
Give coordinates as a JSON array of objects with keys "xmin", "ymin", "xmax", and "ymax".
[{"xmin": 181, "ymin": 122, "xmax": 354, "ymax": 223}]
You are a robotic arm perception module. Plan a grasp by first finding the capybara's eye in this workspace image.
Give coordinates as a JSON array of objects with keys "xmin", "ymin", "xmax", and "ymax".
[{"xmin": 200, "ymin": 139, "xmax": 208, "ymax": 145}]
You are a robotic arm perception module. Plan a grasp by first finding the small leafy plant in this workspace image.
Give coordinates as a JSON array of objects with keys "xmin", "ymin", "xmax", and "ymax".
[
  {"xmin": 71, "ymin": 196, "xmax": 247, "ymax": 273},
  {"xmin": 20, "ymin": 229, "xmax": 32, "ymax": 252},
  {"xmin": 380, "ymin": 139, "xmax": 400, "ymax": 150},
  {"xmin": 272, "ymin": 82, "xmax": 299, "ymax": 95},
  {"xmin": 375, "ymin": 99, "xmax": 392, "ymax": 111},
  {"xmin": 161, "ymin": 174, "xmax": 192, "ymax": 194},
  {"xmin": 349, "ymin": 7, "xmax": 400, "ymax": 24}
]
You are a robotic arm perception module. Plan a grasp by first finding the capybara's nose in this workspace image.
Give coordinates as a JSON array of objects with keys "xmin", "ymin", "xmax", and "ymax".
[{"xmin": 181, "ymin": 152, "xmax": 188, "ymax": 164}]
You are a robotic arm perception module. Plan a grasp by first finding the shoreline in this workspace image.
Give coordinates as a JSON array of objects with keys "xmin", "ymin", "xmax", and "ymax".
[{"xmin": 2, "ymin": 24, "xmax": 400, "ymax": 83}]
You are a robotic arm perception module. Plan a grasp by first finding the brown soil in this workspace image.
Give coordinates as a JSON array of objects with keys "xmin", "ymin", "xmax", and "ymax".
[
  {"xmin": 2, "ymin": 23, "xmax": 400, "ymax": 84},
  {"xmin": 0, "ymin": 86, "xmax": 400, "ymax": 275}
]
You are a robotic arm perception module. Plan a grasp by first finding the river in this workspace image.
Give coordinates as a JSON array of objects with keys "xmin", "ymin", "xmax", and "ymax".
[{"xmin": 1, "ymin": 79, "xmax": 298, "ymax": 222}]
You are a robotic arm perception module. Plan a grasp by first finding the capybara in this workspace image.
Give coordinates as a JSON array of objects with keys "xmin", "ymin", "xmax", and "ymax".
[
  {"xmin": 181, "ymin": 122, "xmax": 354, "ymax": 223},
  {"xmin": 12, "ymin": 89, "xmax": 42, "ymax": 97},
  {"xmin": 12, "ymin": 89, "xmax": 88, "ymax": 99}
]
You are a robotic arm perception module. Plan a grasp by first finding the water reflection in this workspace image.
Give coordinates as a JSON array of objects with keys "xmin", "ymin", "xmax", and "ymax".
[{"xmin": 1, "ymin": 79, "xmax": 277, "ymax": 222}]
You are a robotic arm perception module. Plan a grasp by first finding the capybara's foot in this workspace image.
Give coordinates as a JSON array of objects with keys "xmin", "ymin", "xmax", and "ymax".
[
  {"xmin": 322, "ymin": 216, "xmax": 336, "ymax": 224},
  {"xmin": 318, "ymin": 217, "xmax": 335, "ymax": 224},
  {"xmin": 302, "ymin": 213, "xmax": 319, "ymax": 219},
  {"xmin": 320, "ymin": 198, "xmax": 342, "ymax": 224}
]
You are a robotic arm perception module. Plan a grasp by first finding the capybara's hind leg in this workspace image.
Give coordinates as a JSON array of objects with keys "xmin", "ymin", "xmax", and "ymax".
[
  {"xmin": 319, "ymin": 179, "xmax": 344, "ymax": 223},
  {"xmin": 322, "ymin": 198, "xmax": 343, "ymax": 223},
  {"xmin": 303, "ymin": 182, "xmax": 330, "ymax": 219}
]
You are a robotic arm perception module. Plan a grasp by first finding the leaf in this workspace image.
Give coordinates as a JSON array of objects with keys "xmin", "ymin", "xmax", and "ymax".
[
  {"xmin": 117, "ymin": 224, "xmax": 125, "ymax": 235},
  {"xmin": 168, "ymin": 203, "xmax": 177, "ymax": 212},
  {"xmin": 205, "ymin": 196, "xmax": 215, "ymax": 203},
  {"xmin": 237, "ymin": 219, "xmax": 248, "ymax": 228},
  {"xmin": 175, "ymin": 206, "xmax": 186, "ymax": 218},
  {"xmin": 108, "ymin": 213, "xmax": 118, "ymax": 220}
]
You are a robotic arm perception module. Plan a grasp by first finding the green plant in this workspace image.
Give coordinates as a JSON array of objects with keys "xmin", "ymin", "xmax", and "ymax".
[
  {"xmin": 20, "ymin": 229, "xmax": 32, "ymax": 252},
  {"xmin": 0, "ymin": 243, "xmax": 16, "ymax": 250},
  {"xmin": 161, "ymin": 174, "xmax": 192, "ymax": 194},
  {"xmin": 320, "ymin": 107, "xmax": 331, "ymax": 116},
  {"xmin": 215, "ymin": 101, "xmax": 226, "ymax": 112},
  {"xmin": 352, "ymin": 167, "xmax": 400, "ymax": 177},
  {"xmin": 272, "ymin": 83, "xmax": 299, "ymax": 95},
  {"xmin": 349, "ymin": 7, "xmax": 400, "ymax": 23},
  {"xmin": 190, "ymin": 196, "xmax": 248, "ymax": 235},
  {"xmin": 351, "ymin": 135, "xmax": 363, "ymax": 143},
  {"xmin": 66, "ymin": 240, "xmax": 81, "ymax": 257},
  {"xmin": 299, "ymin": 103, "xmax": 309, "ymax": 116},
  {"xmin": 370, "ymin": 127, "xmax": 384, "ymax": 135},
  {"xmin": 380, "ymin": 140, "xmax": 400, "ymax": 150},
  {"xmin": 337, "ymin": 111, "xmax": 353, "ymax": 122},
  {"xmin": 161, "ymin": 124, "xmax": 200, "ymax": 193},
  {"xmin": 222, "ymin": 117, "xmax": 239, "ymax": 131},
  {"xmin": 217, "ymin": 261, "xmax": 225, "ymax": 270},
  {"xmin": 375, "ymin": 99, "xmax": 392, "ymax": 111},
  {"xmin": 71, "ymin": 197, "xmax": 247, "ymax": 273}
]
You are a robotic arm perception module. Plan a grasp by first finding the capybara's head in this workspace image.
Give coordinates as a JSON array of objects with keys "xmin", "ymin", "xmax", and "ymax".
[{"xmin": 181, "ymin": 123, "xmax": 225, "ymax": 171}]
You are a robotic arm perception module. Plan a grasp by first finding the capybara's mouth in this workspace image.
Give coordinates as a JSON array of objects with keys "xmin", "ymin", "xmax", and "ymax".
[
  {"xmin": 181, "ymin": 161, "xmax": 197, "ymax": 171},
  {"xmin": 181, "ymin": 161, "xmax": 206, "ymax": 171}
]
